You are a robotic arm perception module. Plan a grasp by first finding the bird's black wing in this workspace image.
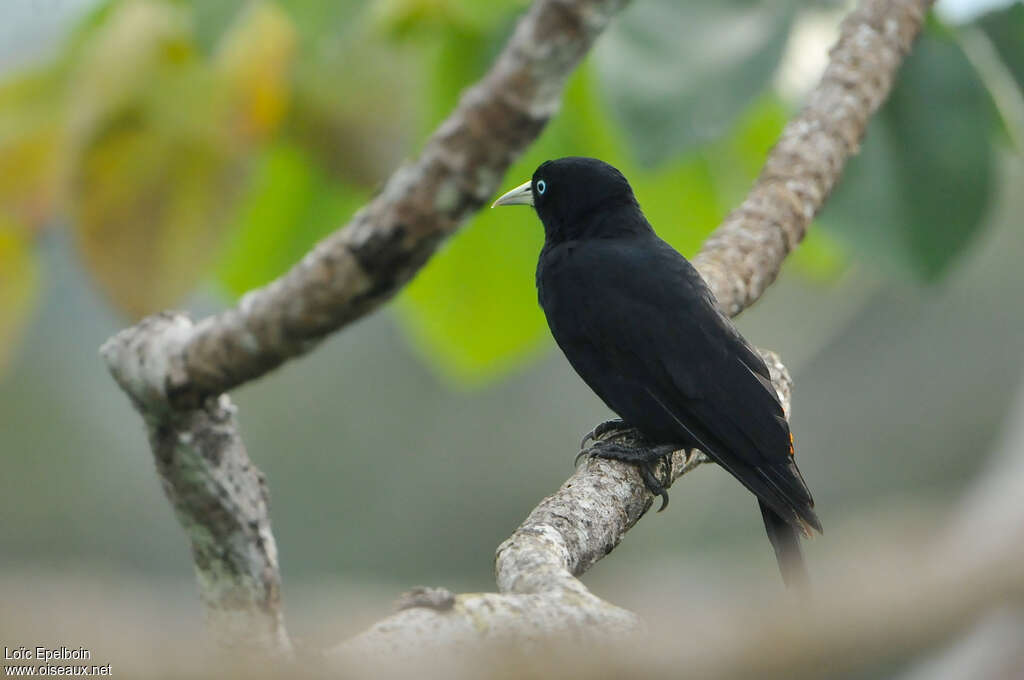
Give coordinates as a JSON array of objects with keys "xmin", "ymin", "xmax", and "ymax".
[{"xmin": 539, "ymin": 235, "xmax": 820, "ymax": 534}]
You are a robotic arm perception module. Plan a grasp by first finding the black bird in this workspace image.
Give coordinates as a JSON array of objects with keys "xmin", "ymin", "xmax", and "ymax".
[{"xmin": 493, "ymin": 157, "xmax": 821, "ymax": 587}]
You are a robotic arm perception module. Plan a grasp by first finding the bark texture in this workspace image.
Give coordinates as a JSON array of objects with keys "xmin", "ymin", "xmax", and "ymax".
[
  {"xmin": 100, "ymin": 0, "xmax": 629, "ymax": 653},
  {"xmin": 101, "ymin": 313, "xmax": 289, "ymax": 654},
  {"xmin": 99, "ymin": 0, "xmax": 935, "ymax": 663}
]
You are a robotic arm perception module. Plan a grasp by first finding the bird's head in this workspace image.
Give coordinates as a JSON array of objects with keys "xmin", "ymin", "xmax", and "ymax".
[{"xmin": 492, "ymin": 157, "xmax": 642, "ymax": 242}]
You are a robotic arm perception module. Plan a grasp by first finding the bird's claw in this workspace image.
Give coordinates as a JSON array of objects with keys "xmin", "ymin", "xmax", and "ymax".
[
  {"xmin": 578, "ymin": 419, "xmax": 635, "ymax": 450},
  {"xmin": 581, "ymin": 439, "xmax": 677, "ymax": 512},
  {"xmin": 638, "ymin": 462, "xmax": 670, "ymax": 512},
  {"xmin": 577, "ymin": 419, "xmax": 637, "ymax": 468}
]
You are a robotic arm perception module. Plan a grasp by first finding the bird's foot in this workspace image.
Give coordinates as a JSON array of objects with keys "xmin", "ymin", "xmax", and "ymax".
[
  {"xmin": 578, "ymin": 419, "xmax": 638, "ymax": 450},
  {"xmin": 579, "ymin": 440, "xmax": 677, "ymax": 512}
]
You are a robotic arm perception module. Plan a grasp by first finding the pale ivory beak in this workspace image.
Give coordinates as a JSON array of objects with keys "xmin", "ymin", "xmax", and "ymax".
[{"xmin": 491, "ymin": 180, "xmax": 533, "ymax": 208}]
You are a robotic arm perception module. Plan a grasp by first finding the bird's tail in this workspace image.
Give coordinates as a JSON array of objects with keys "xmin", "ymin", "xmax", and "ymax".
[{"xmin": 759, "ymin": 499, "xmax": 810, "ymax": 590}]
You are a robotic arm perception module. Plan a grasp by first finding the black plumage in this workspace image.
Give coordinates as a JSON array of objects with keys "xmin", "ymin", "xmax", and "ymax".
[{"xmin": 493, "ymin": 157, "xmax": 822, "ymax": 587}]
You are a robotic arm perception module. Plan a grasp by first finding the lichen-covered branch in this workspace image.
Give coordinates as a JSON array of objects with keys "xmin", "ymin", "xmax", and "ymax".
[
  {"xmin": 100, "ymin": 0, "xmax": 629, "ymax": 653},
  {"xmin": 100, "ymin": 313, "xmax": 289, "ymax": 654},
  {"xmin": 695, "ymin": 0, "xmax": 932, "ymax": 316}
]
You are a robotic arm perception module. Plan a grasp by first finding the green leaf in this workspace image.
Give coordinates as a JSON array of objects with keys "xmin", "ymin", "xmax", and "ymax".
[
  {"xmin": 394, "ymin": 68, "xmax": 609, "ymax": 385},
  {"xmin": 820, "ymin": 28, "xmax": 996, "ymax": 281},
  {"xmin": 593, "ymin": 0, "xmax": 796, "ymax": 166},
  {"xmin": 395, "ymin": 65, "xmax": 726, "ymax": 385},
  {"xmin": 634, "ymin": 157, "xmax": 721, "ymax": 258},
  {"xmin": 395, "ymin": 194, "xmax": 549, "ymax": 387},
  {"xmin": 217, "ymin": 141, "xmax": 367, "ymax": 295}
]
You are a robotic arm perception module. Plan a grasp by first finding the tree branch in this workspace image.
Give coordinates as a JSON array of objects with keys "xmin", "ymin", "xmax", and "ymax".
[
  {"xmin": 331, "ymin": 0, "xmax": 933, "ymax": 655},
  {"xmin": 101, "ymin": 0, "xmax": 934, "ymax": 663},
  {"xmin": 149, "ymin": 0, "xmax": 628, "ymax": 411},
  {"xmin": 695, "ymin": 0, "xmax": 931, "ymax": 316},
  {"xmin": 330, "ymin": 351, "xmax": 789, "ymax": 660},
  {"xmin": 101, "ymin": 0, "xmax": 628, "ymax": 653},
  {"xmin": 101, "ymin": 313, "xmax": 289, "ymax": 654}
]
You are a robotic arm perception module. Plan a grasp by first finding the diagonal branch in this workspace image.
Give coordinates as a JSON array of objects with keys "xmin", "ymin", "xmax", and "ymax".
[
  {"xmin": 101, "ymin": 0, "xmax": 630, "ymax": 654},
  {"xmin": 136, "ymin": 0, "xmax": 630, "ymax": 411},
  {"xmin": 330, "ymin": 351, "xmax": 788, "ymax": 660},
  {"xmin": 696, "ymin": 0, "xmax": 931, "ymax": 316},
  {"xmin": 102, "ymin": 0, "xmax": 934, "ymax": 662},
  {"xmin": 332, "ymin": 0, "xmax": 933, "ymax": 656}
]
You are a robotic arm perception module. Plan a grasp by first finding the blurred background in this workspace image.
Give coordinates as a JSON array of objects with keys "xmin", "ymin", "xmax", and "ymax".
[{"xmin": 1, "ymin": 0, "xmax": 1022, "ymax": 675}]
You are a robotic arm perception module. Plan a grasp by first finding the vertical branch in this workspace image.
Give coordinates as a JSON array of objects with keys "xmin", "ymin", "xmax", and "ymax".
[
  {"xmin": 151, "ymin": 398, "xmax": 288, "ymax": 652},
  {"xmin": 102, "ymin": 314, "xmax": 290, "ymax": 653}
]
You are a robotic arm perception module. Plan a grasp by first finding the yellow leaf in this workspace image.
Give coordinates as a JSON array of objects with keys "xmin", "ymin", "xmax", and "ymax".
[
  {"xmin": 0, "ymin": 221, "xmax": 39, "ymax": 375},
  {"xmin": 59, "ymin": 0, "xmax": 248, "ymax": 317},
  {"xmin": 215, "ymin": 1, "xmax": 297, "ymax": 140},
  {"xmin": 67, "ymin": 0, "xmax": 194, "ymax": 147},
  {"xmin": 69, "ymin": 122, "xmax": 242, "ymax": 317},
  {"xmin": 0, "ymin": 72, "xmax": 65, "ymax": 230}
]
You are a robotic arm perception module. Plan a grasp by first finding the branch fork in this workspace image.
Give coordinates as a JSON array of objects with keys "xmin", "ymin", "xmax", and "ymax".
[{"xmin": 99, "ymin": 0, "xmax": 933, "ymax": 664}]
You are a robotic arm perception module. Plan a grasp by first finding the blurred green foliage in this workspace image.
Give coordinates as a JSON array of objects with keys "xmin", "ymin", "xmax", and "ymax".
[
  {"xmin": 0, "ymin": 0, "xmax": 1018, "ymax": 384},
  {"xmin": 218, "ymin": 141, "xmax": 367, "ymax": 295},
  {"xmin": 977, "ymin": 3, "xmax": 1024, "ymax": 97},
  {"xmin": 593, "ymin": 0, "xmax": 797, "ymax": 165},
  {"xmin": 821, "ymin": 27, "xmax": 996, "ymax": 280}
]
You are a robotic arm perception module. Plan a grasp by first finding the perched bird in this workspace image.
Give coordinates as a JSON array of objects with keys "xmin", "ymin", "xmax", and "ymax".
[{"xmin": 493, "ymin": 157, "xmax": 821, "ymax": 587}]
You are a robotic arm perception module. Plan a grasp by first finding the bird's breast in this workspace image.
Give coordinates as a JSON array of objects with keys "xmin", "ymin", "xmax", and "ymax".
[{"xmin": 536, "ymin": 241, "xmax": 576, "ymax": 302}]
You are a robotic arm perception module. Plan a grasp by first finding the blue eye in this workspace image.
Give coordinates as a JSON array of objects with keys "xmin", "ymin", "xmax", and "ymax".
[{"xmin": 536, "ymin": 180, "xmax": 547, "ymax": 195}]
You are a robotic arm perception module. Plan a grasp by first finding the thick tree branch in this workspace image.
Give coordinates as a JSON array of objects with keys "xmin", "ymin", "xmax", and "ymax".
[
  {"xmin": 101, "ymin": 0, "xmax": 934, "ymax": 663},
  {"xmin": 332, "ymin": 0, "xmax": 933, "ymax": 654},
  {"xmin": 101, "ymin": 0, "xmax": 628, "ymax": 653}
]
